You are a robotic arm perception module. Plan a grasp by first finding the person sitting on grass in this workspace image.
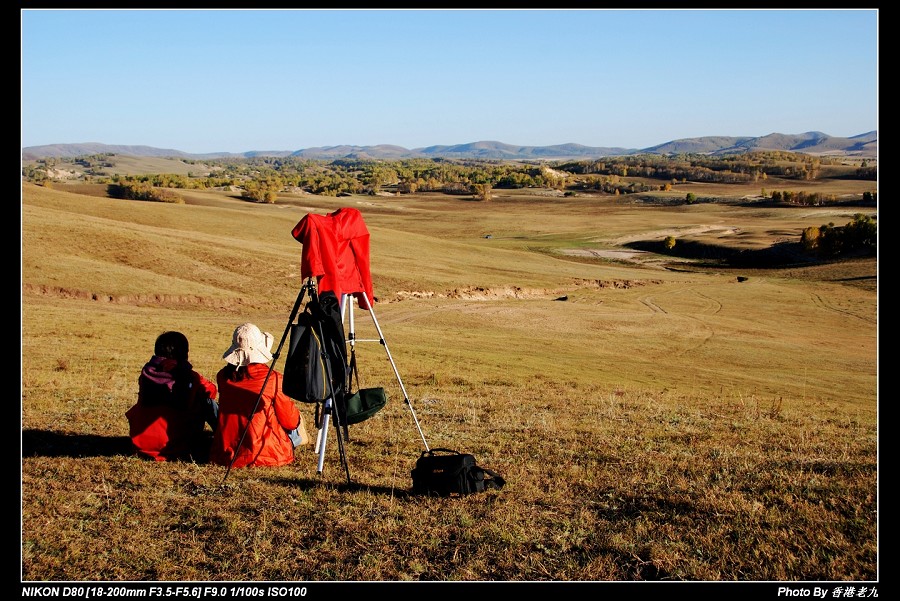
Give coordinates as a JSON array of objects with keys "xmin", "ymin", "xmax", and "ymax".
[
  {"xmin": 126, "ymin": 331, "xmax": 219, "ymax": 462},
  {"xmin": 209, "ymin": 322, "xmax": 309, "ymax": 468}
]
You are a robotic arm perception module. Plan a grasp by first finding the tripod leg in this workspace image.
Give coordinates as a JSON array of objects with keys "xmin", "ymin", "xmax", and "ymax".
[
  {"xmin": 315, "ymin": 398, "xmax": 352, "ymax": 483},
  {"xmin": 315, "ymin": 410, "xmax": 329, "ymax": 474},
  {"xmin": 333, "ymin": 412, "xmax": 351, "ymax": 484},
  {"xmin": 359, "ymin": 293, "xmax": 430, "ymax": 451}
]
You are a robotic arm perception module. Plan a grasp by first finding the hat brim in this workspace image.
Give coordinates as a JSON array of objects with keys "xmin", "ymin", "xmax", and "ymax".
[{"xmin": 222, "ymin": 346, "xmax": 273, "ymax": 366}]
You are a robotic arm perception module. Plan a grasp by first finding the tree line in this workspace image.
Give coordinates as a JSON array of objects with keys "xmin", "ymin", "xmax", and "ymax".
[
  {"xmin": 801, "ymin": 214, "xmax": 877, "ymax": 257},
  {"xmin": 25, "ymin": 151, "xmax": 876, "ymax": 258},
  {"xmin": 24, "ymin": 151, "xmax": 875, "ymax": 203}
]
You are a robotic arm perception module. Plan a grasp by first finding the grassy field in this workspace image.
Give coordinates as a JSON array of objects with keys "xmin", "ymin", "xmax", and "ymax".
[{"xmin": 20, "ymin": 178, "xmax": 877, "ymax": 584}]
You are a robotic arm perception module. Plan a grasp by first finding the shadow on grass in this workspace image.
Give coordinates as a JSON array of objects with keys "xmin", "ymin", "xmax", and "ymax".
[
  {"xmin": 266, "ymin": 475, "xmax": 414, "ymax": 498},
  {"xmin": 20, "ymin": 428, "xmax": 210, "ymax": 461},
  {"xmin": 22, "ymin": 430, "xmax": 457, "ymax": 499},
  {"xmin": 22, "ymin": 428, "xmax": 133, "ymax": 458},
  {"xmin": 626, "ymin": 238, "xmax": 875, "ymax": 270}
]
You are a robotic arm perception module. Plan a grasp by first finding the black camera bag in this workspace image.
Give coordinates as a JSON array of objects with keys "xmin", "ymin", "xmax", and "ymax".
[{"xmin": 411, "ymin": 448, "xmax": 505, "ymax": 497}]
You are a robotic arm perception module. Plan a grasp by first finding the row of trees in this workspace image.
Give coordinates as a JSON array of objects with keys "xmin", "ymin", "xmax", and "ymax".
[
  {"xmin": 107, "ymin": 181, "xmax": 184, "ymax": 203},
  {"xmin": 759, "ymin": 189, "xmax": 877, "ymax": 207},
  {"xmin": 555, "ymin": 151, "xmax": 877, "ymax": 183},
  {"xmin": 801, "ymin": 214, "xmax": 877, "ymax": 256},
  {"xmin": 25, "ymin": 151, "xmax": 876, "ymax": 202}
]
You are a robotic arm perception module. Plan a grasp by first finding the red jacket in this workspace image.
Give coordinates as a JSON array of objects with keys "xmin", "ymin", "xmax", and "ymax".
[
  {"xmin": 210, "ymin": 364, "xmax": 301, "ymax": 468},
  {"xmin": 126, "ymin": 359, "xmax": 218, "ymax": 462},
  {"xmin": 291, "ymin": 207, "xmax": 374, "ymax": 309}
]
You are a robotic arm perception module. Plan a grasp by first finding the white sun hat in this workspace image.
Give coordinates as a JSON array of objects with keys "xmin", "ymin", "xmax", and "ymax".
[{"xmin": 222, "ymin": 323, "xmax": 274, "ymax": 366}]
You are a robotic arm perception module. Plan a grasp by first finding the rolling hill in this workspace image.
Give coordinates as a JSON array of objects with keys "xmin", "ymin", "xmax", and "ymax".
[{"xmin": 21, "ymin": 130, "xmax": 877, "ymax": 161}]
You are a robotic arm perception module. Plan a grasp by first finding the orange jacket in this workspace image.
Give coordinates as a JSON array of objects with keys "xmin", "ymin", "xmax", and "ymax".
[{"xmin": 210, "ymin": 364, "xmax": 301, "ymax": 468}]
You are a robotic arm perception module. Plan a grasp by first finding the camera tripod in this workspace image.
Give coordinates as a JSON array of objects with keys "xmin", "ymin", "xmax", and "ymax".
[
  {"xmin": 223, "ymin": 276, "xmax": 430, "ymax": 485},
  {"xmin": 290, "ymin": 279, "xmax": 351, "ymax": 482}
]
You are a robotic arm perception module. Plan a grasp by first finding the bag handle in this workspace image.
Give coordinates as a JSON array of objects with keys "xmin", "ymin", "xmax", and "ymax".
[{"xmin": 420, "ymin": 447, "xmax": 461, "ymax": 458}]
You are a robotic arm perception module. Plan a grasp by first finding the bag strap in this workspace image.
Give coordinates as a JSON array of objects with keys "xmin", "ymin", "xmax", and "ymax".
[
  {"xmin": 338, "ymin": 348, "xmax": 359, "ymax": 439},
  {"xmin": 480, "ymin": 467, "xmax": 506, "ymax": 490},
  {"xmin": 422, "ymin": 447, "xmax": 460, "ymax": 458},
  {"xmin": 348, "ymin": 347, "xmax": 360, "ymax": 391}
]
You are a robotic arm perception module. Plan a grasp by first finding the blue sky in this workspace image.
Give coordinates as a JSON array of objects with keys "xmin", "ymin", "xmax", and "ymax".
[{"xmin": 21, "ymin": 8, "xmax": 878, "ymax": 154}]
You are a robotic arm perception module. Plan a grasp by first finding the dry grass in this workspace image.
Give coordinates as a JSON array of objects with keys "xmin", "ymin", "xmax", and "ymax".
[{"xmin": 21, "ymin": 180, "xmax": 877, "ymax": 583}]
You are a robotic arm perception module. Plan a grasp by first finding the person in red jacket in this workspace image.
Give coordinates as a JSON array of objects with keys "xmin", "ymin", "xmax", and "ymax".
[
  {"xmin": 210, "ymin": 322, "xmax": 309, "ymax": 468},
  {"xmin": 126, "ymin": 331, "xmax": 219, "ymax": 462}
]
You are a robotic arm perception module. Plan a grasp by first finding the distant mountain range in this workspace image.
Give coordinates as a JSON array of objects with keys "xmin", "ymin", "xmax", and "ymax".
[{"xmin": 21, "ymin": 131, "xmax": 877, "ymax": 161}]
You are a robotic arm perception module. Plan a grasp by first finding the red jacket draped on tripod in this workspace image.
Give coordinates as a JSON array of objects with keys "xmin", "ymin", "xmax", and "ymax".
[{"xmin": 291, "ymin": 208, "xmax": 374, "ymax": 309}]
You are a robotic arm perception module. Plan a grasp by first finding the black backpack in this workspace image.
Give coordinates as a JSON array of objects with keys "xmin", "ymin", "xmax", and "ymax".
[{"xmin": 282, "ymin": 290, "xmax": 348, "ymax": 408}]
